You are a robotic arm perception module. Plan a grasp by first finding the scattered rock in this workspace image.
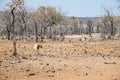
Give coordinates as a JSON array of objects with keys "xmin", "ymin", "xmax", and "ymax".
[
  {"xmin": 85, "ymin": 73, "xmax": 88, "ymax": 76},
  {"xmin": 26, "ymin": 69, "xmax": 30, "ymax": 72},
  {"xmin": 46, "ymin": 63, "xmax": 49, "ymax": 66},
  {"xmin": 48, "ymin": 75, "xmax": 54, "ymax": 77},
  {"xmin": 5, "ymin": 76, "xmax": 8, "ymax": 79},
  {"xmin": 51, "ymin": 70, "xmax": 56, "ymax": 73},
  {"xmin": 45, "ymin": 70, "xmax": 50, "ymax": 73},
  {"xmin": 22, "ymin": 56, "xmax": 28, "ymax": 60},
  {"xmin": 29, "ymin": 73, "xmax": 36, "ymax": 76},
  {"xmin": 104, "ymin": 62, "xmax": 116, "ymax": 65}
]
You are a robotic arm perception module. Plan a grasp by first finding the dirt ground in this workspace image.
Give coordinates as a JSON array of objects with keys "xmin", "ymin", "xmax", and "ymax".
[{"xmin": 0, "ymin": 38, "xmax": 120, "ymax": 80}]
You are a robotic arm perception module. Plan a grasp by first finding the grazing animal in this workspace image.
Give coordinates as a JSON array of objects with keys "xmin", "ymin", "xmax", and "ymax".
[
  {"xmin": 80, "ymin": 36, "xmax": 87, "ymax": 42},
  {"xmin": 81, "ymin": 37, "xmax": 87, "ymax": 42},
  {"xmin": 34, "ymin": 44, "xmax": 42, "ymax": 55}
]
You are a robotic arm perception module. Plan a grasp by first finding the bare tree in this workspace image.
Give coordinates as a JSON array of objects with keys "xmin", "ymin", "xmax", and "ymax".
[
  {"xmin": 7, "ymin": 0, "xmax": 24, "ymax": 56},
  {"xmin": 31, "ymin": 11, "xmax": 39, "ymax": 42},
  {"xmin": 2, "ymin": 11, "xmax": 12, "ymax": 40},
  {"xmin": 101, "ymin": 8, "xmax": 115, "ymax": 39},
  {"xmin": 19, "ymin": 7, "xmax": 29, "ymax": 40},
  {"xmin": 86, "ymin": 19, "xmax": 93, "ymax": 38}
]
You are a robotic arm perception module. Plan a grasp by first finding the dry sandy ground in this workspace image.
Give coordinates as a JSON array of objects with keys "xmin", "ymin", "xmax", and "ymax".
[{"xmin": 0, "ymin": 39, "xmax": 120, "ymax": 80}]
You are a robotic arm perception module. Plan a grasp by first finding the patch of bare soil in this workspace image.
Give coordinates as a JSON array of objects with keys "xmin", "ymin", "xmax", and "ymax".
[{"xmin": 0, "ymin": 39, "xmax": 120, "ymax": 80}]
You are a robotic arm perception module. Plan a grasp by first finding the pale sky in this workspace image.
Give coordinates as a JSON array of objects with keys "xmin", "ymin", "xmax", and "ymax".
[{"xmin": 0, "ymin": 0, "xmax": 119, "ymax": 17}]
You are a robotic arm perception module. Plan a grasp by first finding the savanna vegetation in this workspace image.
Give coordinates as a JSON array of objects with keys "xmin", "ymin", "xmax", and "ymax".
[{"xmin": 0, "ymin": 0, "xmax": 120, "ymax": 80}]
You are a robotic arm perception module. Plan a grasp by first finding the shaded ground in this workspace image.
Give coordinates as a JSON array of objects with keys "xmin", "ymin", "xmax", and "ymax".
[{"xmin": 0, "ymin": 38, "xmax": 120, "ymax": 80}]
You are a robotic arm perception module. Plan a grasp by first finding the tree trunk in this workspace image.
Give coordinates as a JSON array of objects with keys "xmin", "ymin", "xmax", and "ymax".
[
  {"xmin": 50, "ymin": 26, "xmax": 52, "ymax": 39},
  {"xmin": 24, "ymin": 24, "xmax": 27, "ymax": 40},
  {"xmin": 22, "ymin": 17, "xmax": 27, "ymax": 40},
  {"xmin": 13, "ymin": 38, "xmax": 17, "ymax": 56},
  {"xmin": 11, "ymin": 8, "xmax": 17, "ymax": 56},
  {"xmin": 7, "ymin": 31, "xmax": 10, "ymax": 40},
  {"xmin": 35, "ymin": 21, "xmax": 38, "ymax": 42},
  {"xmin": 89, "ymin": 26, "xmax": 92, "ymax": 38},
  {"xmin": 110, "ymin": 21, "xmax": 115, "ymax": 36},
  {"xmin": 6, "ymin": 25, "xmax": 11, "ymax": 40},
  {"xmin": 43, "ymin": 27, "xmax": 46, "ymax": 39}
]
